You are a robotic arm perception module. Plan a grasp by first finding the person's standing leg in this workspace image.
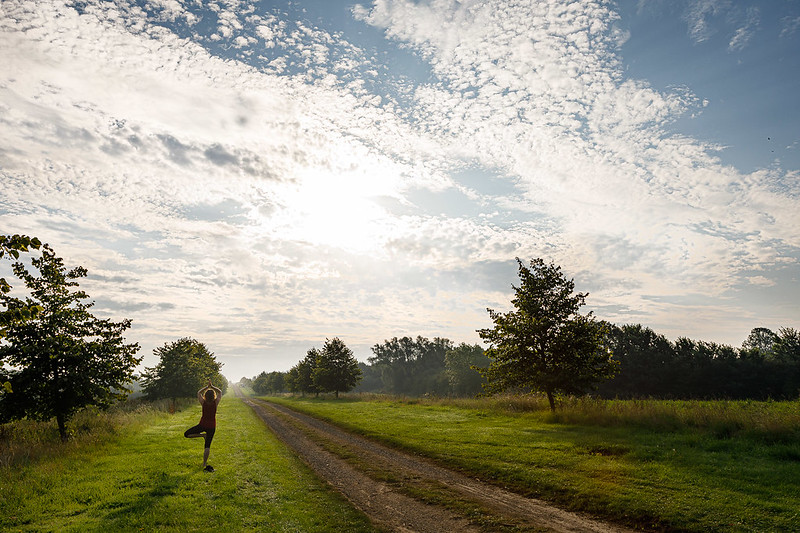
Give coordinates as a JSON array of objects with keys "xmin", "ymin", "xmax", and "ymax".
[{"xmin": 202, "ymin": 428, "xmax": 215, "ymax": 471}]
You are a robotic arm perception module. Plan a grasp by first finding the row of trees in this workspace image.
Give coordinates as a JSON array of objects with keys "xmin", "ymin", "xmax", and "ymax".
[
  {"xmin": 1, "ymin": 234, "xmax": 226, "ymax": 440},
  {"xmin": 241, "ymin": 338, "xmax": 490, "ymax": 398},
  {"xmin": 599, "ymin": 324, "xmax": 800, "ymax": 400},
  {"xmin": 247, "ymin": 258, "xmax": 799, "ymax": 407},
  {"xmin": 359, "ymin": 338, "xmax": 489, "ymax": 397}
]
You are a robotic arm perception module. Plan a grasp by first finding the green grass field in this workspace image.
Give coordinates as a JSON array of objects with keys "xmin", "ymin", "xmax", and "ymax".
[
  {"xmin": 1, "ymin": 396, "xmax": 376, "ymax": 532},
  {"xmin": 265, "ymin": 395, "xmax": 800, "ymax": 532}
]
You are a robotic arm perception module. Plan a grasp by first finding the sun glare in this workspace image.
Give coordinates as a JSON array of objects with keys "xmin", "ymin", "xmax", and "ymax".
[{"xmin": 276, "ymin": 167, "xmax": 396, "ymax": 253}]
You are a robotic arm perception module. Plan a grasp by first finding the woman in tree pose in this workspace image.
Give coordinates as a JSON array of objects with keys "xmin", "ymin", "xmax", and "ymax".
[{"xmin": 184, "ymin": 379, "xmax": 222, "ymax": 472}]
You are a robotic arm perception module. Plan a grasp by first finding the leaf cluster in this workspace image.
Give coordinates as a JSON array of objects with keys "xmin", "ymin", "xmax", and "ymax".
[{"xmin": 1, "ymin": 235, "xmax": 44, "ymax": 336}]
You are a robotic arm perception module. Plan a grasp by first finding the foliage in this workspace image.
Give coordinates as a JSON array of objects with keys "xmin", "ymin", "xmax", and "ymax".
[
  {"xmin": 0, "ymin": 234, "xmax": 43, "ymax": 343},
  {"xmin": 478, "ymin": 258, "xmax": 617, "ymax": 410},
  {"xmin": 312, "ymin": 337, "xmax": 362, "ymax": 397},
  {"xmin": 444, "ymin": 343, "xmax": 489, "ymax": 397},
  {"xmin": 742, "ymin": 327, "xmax": 779, "ymax": 359},
  {"xmin": 140, "ymin": 338, "xmax": 226, "ymax": 401},
  {"xmin": 367, "ymin": 336, "xmax": 451, "ymax": 395},
  {"xmin": 253, "ymin": 370, "xmax": 286, "ymax": 395},
  {"xmin": 285, "ymin": 349, "xmax": 319, "ymax": 396},
  {"xmin": 597, "ymin": 325, "xmax": 800, "ymax": 400},
  {"xmin": 0, "ymin": 244, "xmax": 141, "ymax": 440}
]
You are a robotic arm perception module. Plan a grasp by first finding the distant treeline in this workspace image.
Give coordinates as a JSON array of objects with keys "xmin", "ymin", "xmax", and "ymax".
[
  {"xmin": 598, "ymin": 324, "xmax": 800, "ymax": 400},
  {"xmin": 243, "ymin": 325, "xmax": 800, "ymax": 400}
]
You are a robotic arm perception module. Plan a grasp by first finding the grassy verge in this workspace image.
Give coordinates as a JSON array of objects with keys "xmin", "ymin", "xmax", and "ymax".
[
  {"xmin": 2, "ymin": 396, "xmax": 377, "ymax": 532},
  {"xmin": 0, "ymin": 398, "xmax": 191, "ymax": 469},
  {"xmin": 265, "ymin": 395, "xmax": 800, "ymax": 532}
]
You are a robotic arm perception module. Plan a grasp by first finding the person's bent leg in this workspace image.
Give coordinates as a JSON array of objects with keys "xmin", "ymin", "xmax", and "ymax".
[{"xmin": 185, "ymin": 424, "xmax": 205, "ymax": 438}]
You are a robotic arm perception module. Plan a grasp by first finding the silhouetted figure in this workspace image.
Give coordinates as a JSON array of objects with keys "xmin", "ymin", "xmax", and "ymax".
[{"xmin": 184, "ymin": 379, "xmax": 222, "ymax": 471}]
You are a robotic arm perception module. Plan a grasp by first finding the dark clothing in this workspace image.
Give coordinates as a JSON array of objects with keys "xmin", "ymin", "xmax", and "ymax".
[
  {"xmin": 200, "ymin": 400, "xmax": 217, "ymax": 428},
  {"xmin": 184, "ymin": 424, "xmax": 215, "ymax": 448}
]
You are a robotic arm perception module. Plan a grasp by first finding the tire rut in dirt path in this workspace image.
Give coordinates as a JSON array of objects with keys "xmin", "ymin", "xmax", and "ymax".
[
  {"xmin": 244, "ymin": 398, "xmax": 481, "ymax": 533},
  {"xmin": 245, "ymin": 397, "xmax": 638, "ymax": 533}
]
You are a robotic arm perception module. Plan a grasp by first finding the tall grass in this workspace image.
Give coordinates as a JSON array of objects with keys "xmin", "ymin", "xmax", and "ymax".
[
  {"xmin": 0, "ymin": 397, "xmax": 194, "ymax": 469},
  {"xmin": 345, "ymin": 393, "xmax": 800, "ymax": 440}
]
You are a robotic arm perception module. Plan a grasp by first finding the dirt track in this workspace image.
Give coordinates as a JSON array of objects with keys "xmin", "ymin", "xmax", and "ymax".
[{"xmin": 243, "ymin": 396, "xmax": 638, "ymax": 533}]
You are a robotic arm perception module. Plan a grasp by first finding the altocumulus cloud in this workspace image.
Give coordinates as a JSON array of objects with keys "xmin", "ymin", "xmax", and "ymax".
[{"xmin": 1, "ymin": 0, "xmax": 797, "ymax": 378}]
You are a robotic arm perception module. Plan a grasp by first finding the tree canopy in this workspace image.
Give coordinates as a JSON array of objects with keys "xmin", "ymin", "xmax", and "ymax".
[
  {"xmin": 253, "ymin": 370, "xmax": 285, "ymax": 395},
  {"xmin": 0, "ymin": 243, "xmax": 141, "ymax": 440},
  {"xmin": 285, "ymin": 339, "xmax": 362, "ymax": 397},
  {"xmin": 367, "ymin": 336, "xmax": 451, "ymax": 396},
  {"xmin": 286, "ymin": 349, "xmax": 320, "ymax": 396},
  {"xmin": 478, "ymin": 258, "xmax": 617, "ymax": 410},
  {"xmin": 445, "ymin": 343, "xmax": 489, "ymax": 397},
  {"xmin": 140, "ymin": 338, "xmax": 226, "ymax": 401},
  {"xmin": 313, "ymin": 337, "xmax": 361, "ymax": 397}
]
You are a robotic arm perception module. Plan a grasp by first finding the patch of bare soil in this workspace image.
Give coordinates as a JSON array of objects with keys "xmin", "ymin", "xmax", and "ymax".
[{"xmin": 243, "ymin": 397, "xmax": 638, "ymax": 533}]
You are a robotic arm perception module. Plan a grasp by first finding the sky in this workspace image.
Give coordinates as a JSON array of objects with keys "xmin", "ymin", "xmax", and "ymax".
[{"xmin": 1, "ymin": 0, "xmax": 798, "ymax": 381}]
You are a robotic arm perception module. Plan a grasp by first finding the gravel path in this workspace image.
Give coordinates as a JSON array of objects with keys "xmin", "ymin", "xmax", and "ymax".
[{"xmin": 243, "ymin": 396, "xmax": 638, "ymax": 533}]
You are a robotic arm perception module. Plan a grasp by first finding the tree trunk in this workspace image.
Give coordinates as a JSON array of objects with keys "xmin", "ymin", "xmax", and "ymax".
[
  {"xmin": 57, "ymin": 413, "xmax": 68, "ymax": 441},
  {"xmin": 546, "ymin": 390, "xmax": 555, "ymax": 412},
  {"xmin": 335, "ymin": 390, "xmax": 339, "ymax": 399}
]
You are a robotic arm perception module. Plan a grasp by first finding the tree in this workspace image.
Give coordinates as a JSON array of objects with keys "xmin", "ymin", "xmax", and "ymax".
[
  {"xmin": 598, "ymin": 324, "xmax": 677, "ymax": 398},
  {"xmin": 771, "ymin": 328, "xmax": 799, "ymax": 362},
  {"xmin": 313, "ymin": 338, "xmax": 362, "ymax": 398},
  {"xmin": 140, "ymin": 338, "xmax": 226, "ymax": 401},
  {"xmin": 741, "ymin": 327, "xmax": 778, "ymax": 360},
  {"xmin": 253, "ymin": 371, "xmax": 286, "ymax": 395},
  {"xmin": 286, "ymin": 349, "xmax": 319, "ymax": 396},
  {"xmin": 266, "ymin": 371, "xmax": 286, "ymax": 393},
  {"xmin": 0, "ymin": 244, "xmax": 141, "ymax": 440},
  {"xmin": 445, "ymin": 343, "xmax": 489, "ymax": 397},
  {"xmin": 477, "ymin": 258, "xmax": 617, "ymax": 411},
  {"xmin": 1, "ymin": 235, "xmax": 45, "ymax": 397},
  {"xmin": 368, "ymin": 336, "xmax": 452, "ymax": 395}
]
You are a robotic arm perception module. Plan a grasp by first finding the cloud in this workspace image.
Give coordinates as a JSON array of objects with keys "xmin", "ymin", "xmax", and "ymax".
[
  {"xmin": 728, "ymin": 7, "xmax": 760, "ymax": 51},
  {"xmin": 1, "ymin": 0, "xmax": 797, "ymax": 378},
  {"xmin": 780, "ymin": 16, "xmax": 800, "ymax": 37},
  {"xmin": 684, "ymin": 0, "xmax": 729, "ymax": 43},
  {"xmin": 357, "ymin": 0, "xmax": 798, "ymax": 312}
]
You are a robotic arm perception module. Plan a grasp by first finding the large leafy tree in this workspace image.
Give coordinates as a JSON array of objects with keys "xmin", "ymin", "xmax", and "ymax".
[
  {"xmin": 313, "ymin": 337, "xmax": 361, "ymax": 398},
  {"xmin": 140, "ymin": 338, "xmax": 226, "ymax": 401},
  {"xmin": 0, "ymin": 244, "xmax": 141, "ymax": 440},
  {"xmin": 478, "ymin": 258, "xmax": 617, "ymax": 411}
]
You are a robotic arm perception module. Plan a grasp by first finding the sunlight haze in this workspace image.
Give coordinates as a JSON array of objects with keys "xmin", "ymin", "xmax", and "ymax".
[{"xmin": 1, "ymin": 0, "xmax": 798, "ymax": 380}]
